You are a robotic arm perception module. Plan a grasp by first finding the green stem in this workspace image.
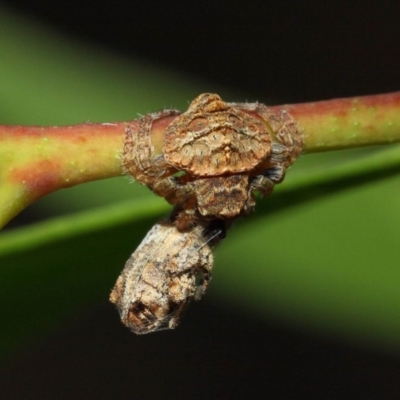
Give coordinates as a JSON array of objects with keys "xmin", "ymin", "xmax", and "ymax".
[
  {"xmin": 1, "ymin": 91, "xmax": 400, "ymax": 228},
  {"xmin": 0, "ymin": 122, "xmax": 130, "ymax": 227},
  {"xmin": 282, "ymin": 91, "xmax": 400, "ymax": 152}
]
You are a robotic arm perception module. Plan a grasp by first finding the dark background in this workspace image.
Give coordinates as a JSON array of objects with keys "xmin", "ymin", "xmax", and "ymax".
[
  {"xmin": 3, "ymin": 0, "xmax": 399, "ymax": 103},
  {"xmin": 1, "ymin": 1, "xmax": 400, "ymax": 399}
]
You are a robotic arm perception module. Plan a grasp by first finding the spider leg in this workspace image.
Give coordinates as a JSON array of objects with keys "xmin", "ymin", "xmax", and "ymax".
[
  {"xmin": 152, "ymin": 176, "xmax": 194, "ymax": 206},
  {"xmin": 257, "ymin": 107, "xmax": 302, "ymax": 168},
  {"xmin": 263, "ymin": 165, "xmax": 286, "ymax": 184},
  {"xmin": 249, "ymin": 175, "xmax": 274, "ymax": 197},
  {"xmin": 123, "ymin": 108, "xmax": 181, "ymax": 187}
]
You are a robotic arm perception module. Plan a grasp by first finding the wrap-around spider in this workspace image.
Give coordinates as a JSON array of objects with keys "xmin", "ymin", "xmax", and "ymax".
[{"xmin": 123, "ymin": 93, "xmax": 302, "ymax": 230}]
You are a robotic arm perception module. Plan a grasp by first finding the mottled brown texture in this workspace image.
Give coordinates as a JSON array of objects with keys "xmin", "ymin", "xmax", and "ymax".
[
  {"xmin": 114, "ymin": 94, "xmax": 303, "ymax": 333},
  {"xmin": 123, "ymin": 93, "xmax": 303, "ymax": 229},
  {"xmin": 193, "ymin": 175, "xmax": 252, "ymax": 219},
  {"xmin": 164, "ymin": 93, "xmax": 272, "ymax": 175},
  {"xmin": 110, "ymin": 219, "xmax": 223, "ymax": 334},
  {"xmin": 123, "ymin": 109, "xmax": 181, "ymax": 187}
]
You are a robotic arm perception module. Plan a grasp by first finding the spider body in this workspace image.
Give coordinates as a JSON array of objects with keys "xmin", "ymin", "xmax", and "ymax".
[{"xmin": 123, "ymin": 93, "xmax": 302, "ymax": 229}]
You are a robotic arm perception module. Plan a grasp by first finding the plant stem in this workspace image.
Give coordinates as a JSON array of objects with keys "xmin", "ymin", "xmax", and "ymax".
[
  {"xmin": 281, "ymin": 91, "xmax": 400, "ymax": 152},
  {"xmin": 0, "ymin": 122, "xmax": 128, "ymax": 227},
  {"xmin": 1, "ymin": 91, "xmax": 400, "ymax": 228}
]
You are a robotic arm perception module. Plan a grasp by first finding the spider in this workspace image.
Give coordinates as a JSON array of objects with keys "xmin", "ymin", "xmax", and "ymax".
[{"xmin": 123, "ymin": 93, "xmax": 302, "ymax": 230}]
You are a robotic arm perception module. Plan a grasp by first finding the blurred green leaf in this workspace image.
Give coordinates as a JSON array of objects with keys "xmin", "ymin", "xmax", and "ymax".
[
  {"xmin": 2, "ymin": 145, "xmax": 400, "ymax": 359},
  {"xmin": 0, "ymin": 196, "xmax": 168, "ymax": 360}
]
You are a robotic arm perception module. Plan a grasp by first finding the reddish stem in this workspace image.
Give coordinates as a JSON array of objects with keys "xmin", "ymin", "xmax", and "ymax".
[
  {"xmin": 1, "ymin": 91, "xmax": 400, "ymax": 228},
  {"xmin": 280, "ymin": 91, "xmax": 400, "ymax": 152}
]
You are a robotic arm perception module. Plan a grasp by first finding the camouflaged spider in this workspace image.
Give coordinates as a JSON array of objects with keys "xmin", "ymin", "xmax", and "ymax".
[{"xmin": 123, "ymin": 93, "xmax": 302, "ymax": 230}]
